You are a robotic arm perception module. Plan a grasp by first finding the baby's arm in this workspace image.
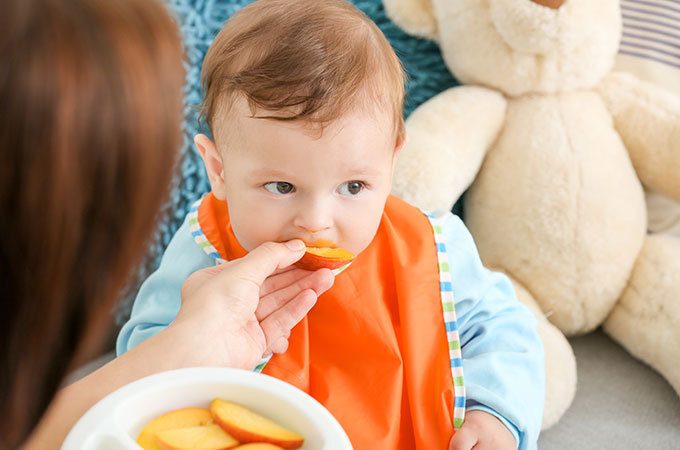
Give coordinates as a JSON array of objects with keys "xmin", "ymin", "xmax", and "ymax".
[
  {"xmin": 441, "ymin": 213, "xmax": 545, "ymax": 450},
  {"xmin": 116, "ymin": 215, "xmax": 214, "ymax": 355}
]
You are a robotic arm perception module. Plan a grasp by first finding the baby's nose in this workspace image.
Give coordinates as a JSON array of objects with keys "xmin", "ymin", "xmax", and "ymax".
[
  {"xmin": 530, "ymin": 0, "xmax": 565, "ymax": 9},
  {"xmin": 293, "ymin": 203, "xmax": 333, "ymax": 233}
]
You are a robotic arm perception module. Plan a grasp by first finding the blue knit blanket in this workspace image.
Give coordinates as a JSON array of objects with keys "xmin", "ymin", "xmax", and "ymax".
[{"xmin": 115, "ymin": 0, "xmax": 457, "ymax": 322}]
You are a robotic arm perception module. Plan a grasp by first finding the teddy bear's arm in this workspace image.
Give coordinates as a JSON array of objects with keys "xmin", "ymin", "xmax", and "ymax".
[
  {"xmin": 391, "ymin": 85, "xmax": 507, "ymax": 212},
  {"xmin": 383, "ymin": 0, "xmax": 438, "ymax": 41},
  {"xmin": 598, "ymin": 71, "xmax": 680, "ymax": 202}
]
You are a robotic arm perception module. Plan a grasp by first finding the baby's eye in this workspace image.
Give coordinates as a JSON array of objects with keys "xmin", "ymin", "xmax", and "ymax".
[
  {"xmin": 338, "ymin": 181, "xmax": 365, "ymax": 196},
  {"xmin": 263, "ymin": 182, "xmax": 295, "ymax": 195}
]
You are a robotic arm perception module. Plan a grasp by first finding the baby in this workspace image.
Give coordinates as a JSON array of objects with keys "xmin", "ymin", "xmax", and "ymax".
[{"xmin": 117, "ymin": 0, "xmax": 544, "ymax": 448}]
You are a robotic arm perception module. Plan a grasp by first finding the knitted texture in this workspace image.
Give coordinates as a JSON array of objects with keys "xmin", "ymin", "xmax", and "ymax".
[{"xmin": 115, "ymin": 0, "xmax": 457, "ymax": 323}]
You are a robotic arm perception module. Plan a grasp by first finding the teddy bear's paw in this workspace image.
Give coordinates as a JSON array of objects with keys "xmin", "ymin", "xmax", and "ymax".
[
  {"xmin": 511, "ymin": 278, "xmax": 577, "ymax": 429},
  {"xmin": 604, "ymin": 234, "xmax": 680, "ymax": 398},
  {"xmin": 383, "ymin": 0, "xmax": 438, "ymax": 41},
  {"xmin": 539, "ymin": 317, "xmax": 577, "ymax": 430},
  {"xmin": 392, "ymin": 85, "xmax": 506, "ymax": 212}
]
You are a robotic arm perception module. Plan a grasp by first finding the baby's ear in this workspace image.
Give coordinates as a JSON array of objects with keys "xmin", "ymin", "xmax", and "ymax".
[
  {"xmin": 194, "ymin": 134, "xmax": 226, "ymax": 200},
  {"xmin": 393, "ymin": 132, "xmax": 407, "ymax": 159}
]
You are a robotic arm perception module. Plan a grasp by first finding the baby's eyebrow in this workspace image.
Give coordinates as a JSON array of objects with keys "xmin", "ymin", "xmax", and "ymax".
[
  {"xmin": 249, "ymin": 168, "xmax": 291, "ymax": 179},
  {"xmin": 346, "ymin": 166, "xmax": 382, "ymax": 177},
  {"xmin": 250, "ymin": 166, "xmax": 382, "ymax": 179}
]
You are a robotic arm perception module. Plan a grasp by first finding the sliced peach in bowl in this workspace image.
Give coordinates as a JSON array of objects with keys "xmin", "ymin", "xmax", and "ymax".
[
  {"xmin": 233, "ymin": 444, "xmax": 285, "ymax": 449},
  {"xmin": 137, "ymin": 407, "xmax": 214, "ymax": 450},
  {"xmin": 210, "ymin": 399, "xmax": 304, "ymax": 449},
  {"xmin": 155, "ymin": 423, "xmax": 239, "ymax": 450},
  {"xmin": 294, "ymin": 246, "xmax": 354, "ymax": 271}
]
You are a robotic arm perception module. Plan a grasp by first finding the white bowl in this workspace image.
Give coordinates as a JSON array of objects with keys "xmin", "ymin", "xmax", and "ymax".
[{"xmin": 62, "ymin": 367, "xmax": 352, "ymax": 450}]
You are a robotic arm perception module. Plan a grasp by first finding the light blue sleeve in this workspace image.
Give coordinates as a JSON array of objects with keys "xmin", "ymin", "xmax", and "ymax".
[
  {"xmin": 441, "ymin": 212, "xmax": 545, "ymax": 450},
  {"xmin": 116, "ymin": 214, "xmax": 214, "ymax": 356}
]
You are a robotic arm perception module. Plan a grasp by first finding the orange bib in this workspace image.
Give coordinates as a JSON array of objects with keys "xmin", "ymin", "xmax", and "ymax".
[{"xmin": 191, "ymin": 193, "xmax": 465, "ymax": 449}]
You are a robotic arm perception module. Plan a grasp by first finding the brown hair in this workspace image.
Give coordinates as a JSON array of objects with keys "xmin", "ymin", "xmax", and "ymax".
[
  {"xmin": 199, "ymin": 0, "xmax": 405, "ymax": 143},
  {"xmin": 0, "ymin": 0, "xmax": 184, "ymax": 446}
]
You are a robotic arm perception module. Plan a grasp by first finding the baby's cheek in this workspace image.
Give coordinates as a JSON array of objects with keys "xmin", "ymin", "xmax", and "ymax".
[
  {"xmin": 230, "ymin": 220, "xmax": 272, "ymax": 252},
  {"xmin": 339, "ymin": 214, "xmax": 381, "ymax": 256}
]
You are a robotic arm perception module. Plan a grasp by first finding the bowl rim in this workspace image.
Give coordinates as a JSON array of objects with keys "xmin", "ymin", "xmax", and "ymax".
[{"xmin": 62, "ymin": 366, "xmax": 352, "ymax": 450}]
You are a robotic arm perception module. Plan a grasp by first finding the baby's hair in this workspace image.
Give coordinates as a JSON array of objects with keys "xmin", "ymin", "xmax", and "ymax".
[{"xmin": 199, "ymin": 0, "xmax": 405, "ymax": 140}]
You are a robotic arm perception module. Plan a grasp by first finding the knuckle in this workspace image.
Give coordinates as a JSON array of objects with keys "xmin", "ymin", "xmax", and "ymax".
[
  {"xmin": 268, "ymin": 314, "xmax": 287, "ymax": 334},
  {"xmin": 274, "ymin": 337, "xmax": 289, "ymax": 354},
  {"xmin": 238, "ymin": 273, "xmax": 262, "ymax": 292}
]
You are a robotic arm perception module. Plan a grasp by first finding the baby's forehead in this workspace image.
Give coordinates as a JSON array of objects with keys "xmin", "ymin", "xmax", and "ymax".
[
  {"xmin": 216, "ymin": 111, "xmax": 397, "ymax": 174},
  {"xmin": 213, "ymin": 91, "xmax": 397, "ymax": 146}
]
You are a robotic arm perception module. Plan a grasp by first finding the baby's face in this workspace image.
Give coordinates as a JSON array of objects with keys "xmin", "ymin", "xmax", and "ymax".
[{"xmin": 218, "ymin": 100, "xmax": 400, "ymax": 256}]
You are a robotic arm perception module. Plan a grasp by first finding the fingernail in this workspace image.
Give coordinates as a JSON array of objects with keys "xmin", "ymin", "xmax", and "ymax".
[{"xmin": 285, "ymin": 239, "xmax": 305, "ymax": 251}]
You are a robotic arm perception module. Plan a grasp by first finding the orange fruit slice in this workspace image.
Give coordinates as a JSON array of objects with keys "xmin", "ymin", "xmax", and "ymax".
[
  {"xmin": 210, "ymin": 399, "xmax": 304, "ymax": 449},
  {"xmin": 154, "ymin": 423, "xmax": 239, "ymax": 449},
  {"xmin": 294, "ymin": 247, "xmax": 355, "ymax": 270},
  {"xmin": 137, "ymin": 407, "xmax": 214, "ymax": 450}
]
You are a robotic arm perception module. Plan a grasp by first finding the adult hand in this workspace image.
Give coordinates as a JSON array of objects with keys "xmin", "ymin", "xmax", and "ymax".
[
  {"xmin": 171, "ymin": 239, "xmax": 334, "ymax": 370},
  {"xmin": 448, "ymin": 410, "xmax": 517, "ymax": 450},
  {"xmin": 24, "ymin": 240, "xmax": 332, "ymax": 449}
]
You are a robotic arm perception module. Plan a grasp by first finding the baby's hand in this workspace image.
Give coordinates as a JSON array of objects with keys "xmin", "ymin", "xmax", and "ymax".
[{"xmin": 448, "ymin": 410, "xmax": 517, "ymax": 450}]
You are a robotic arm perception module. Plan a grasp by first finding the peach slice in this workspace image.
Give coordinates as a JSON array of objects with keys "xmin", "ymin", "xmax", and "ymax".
[
  {"xmin": 233, "ymin": 445, "xmax": 285, "ymax": 450},
  {"xmin": 294, "ymin": 246, "xmax": 355, "ymax": 271},
  {"xmin": 210, "ymin": 399, "xmax": 304, "ymax": 449},
  {"xmin": 155, "ymin": 424, "xmax": 239, "ymax": 450},
  {"xmin": 137, "ymin": 407, "xmax": 214, "ymax": 450}
]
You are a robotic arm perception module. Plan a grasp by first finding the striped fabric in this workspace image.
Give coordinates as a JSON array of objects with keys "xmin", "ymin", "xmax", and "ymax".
[
  {"xmin": 619, "ymin": 0, "xmax": 680, "ymax": 71},
  {"xmin": 615, "ymin": 0, "xmax": 680, "ymax": 239},
  {"xmin": 252, "ymin": 354, "xmax": 272, "ymax": 373},
  {"xmin": 424, "ymin": 211, "xmax": 466, "ymax": 430},
  {"xmin": 187, "ymin": 197, "xmax": 226, "ymax": 264}
]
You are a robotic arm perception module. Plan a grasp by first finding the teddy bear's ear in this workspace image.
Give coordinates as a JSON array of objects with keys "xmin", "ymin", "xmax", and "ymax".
[{"xmin": 383, "ymin": 0, "xmax": 438, "ymax": 42}]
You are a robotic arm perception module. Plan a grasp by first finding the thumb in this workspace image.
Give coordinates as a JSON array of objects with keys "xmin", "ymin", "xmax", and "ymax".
[{"xmin": 217, "ymin": 240, "xmax": 306, "ymax": 288}]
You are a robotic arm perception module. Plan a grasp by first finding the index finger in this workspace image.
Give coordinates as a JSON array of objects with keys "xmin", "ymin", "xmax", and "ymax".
[{"xmin": 260, "ymin": 267, "xmax": 314, "ymax": 297}]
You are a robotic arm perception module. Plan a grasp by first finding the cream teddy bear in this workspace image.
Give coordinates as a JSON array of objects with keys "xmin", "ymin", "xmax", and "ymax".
[{"xmin": 385, "ymin": 0, "xmax": 680, "ymax": 428}]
